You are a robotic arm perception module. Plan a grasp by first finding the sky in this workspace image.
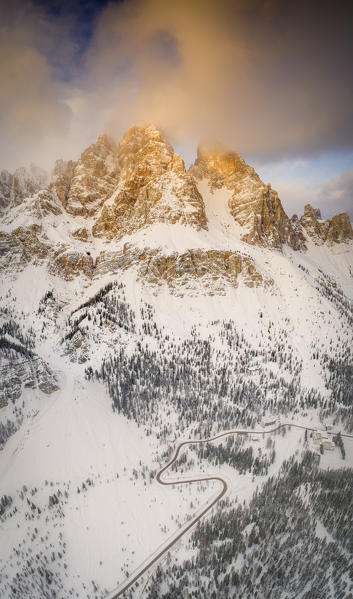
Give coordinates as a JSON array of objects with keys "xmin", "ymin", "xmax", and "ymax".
[{"xmin": 0, "ymin": 0, "xmax": 352, "ymax": 218}]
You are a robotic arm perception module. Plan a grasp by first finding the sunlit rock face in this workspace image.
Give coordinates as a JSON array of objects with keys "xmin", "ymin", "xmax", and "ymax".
[
  {"xmin": 0, "ymin": 124, "xmax": 352, "ymax": 284},
  {"xmin": 190, "ymin": 145, "xmax": 306, "ymax": 251},
  {"xmin": 300, "ymin": 204, "xmax": 353, "ymax": 245},
  {"xmin": 190, "ymin": 145, "xmax": 254, "ymax": 191},
  {"xmin": 92, "ymin": 125, "xmax": 207, "ymax": 239}
]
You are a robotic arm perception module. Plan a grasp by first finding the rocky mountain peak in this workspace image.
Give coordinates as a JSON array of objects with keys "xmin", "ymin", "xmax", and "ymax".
[
  {"xmin": 117, "ymin": 124, "xmax": 183, "ymax": 176},
  {"xmin": 75, "ymin": 132, "xmax": 119, "ymax": 179},
  {"xmin": 190, "ymin": 143, "xmax": 257, "ymax": 190},
  {"xmin": 54, "ymin": 134, "xmax": 119, "ymax": 217},
  {"xmin": 300, "ymin": 204, "xmax": 353, "ymax": 245},
  {"xmin": 300, "ymin": 204, "xmax": 329, "ymax": 244},
  {"xmin": 302, "ymin": 203, "xmax": 320, "ymax": 219},
  {"xmin": 0, "ymin": 164, "xmax": 48, "ymax": 215},
  {"xmin": 190, "ymin": 144, "xmax": 306, "ymax": 251},
  {"xmin": 326, "ymin": 212, "xmax": 353, "ymax": 244},
  {"xmin": 96, "ymin": 132, "xmax": 116, "ymax": 147},
  {"xmin": 0, "ymin": 126, "xmax": 351, "ymax": 285},
  {"xmin": 92, "ymin": 124, "xmax": 206, "ymax": 239}
]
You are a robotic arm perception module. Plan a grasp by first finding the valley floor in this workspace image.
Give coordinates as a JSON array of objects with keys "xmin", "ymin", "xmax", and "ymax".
[{"xmin": 1, "ymin": 360, "xmax": 352, "ymax": 599}]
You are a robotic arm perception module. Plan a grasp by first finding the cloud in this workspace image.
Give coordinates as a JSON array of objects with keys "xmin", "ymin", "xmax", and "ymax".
[
  {"xmin": 0, "ymin": 0, "xmax": 75, "ymax": 169},
  {"xmin": 79, "ymin": 0, "xmax": 353, "ymax": 161},
  {"xmin": 0, "ymin": 41, "xmax": 70, "ymax": 139},
  {"xmin": 318, "ymin": 169, "xmax": 353, "ymax": 219},
  {"xmin": 262, "ymin": 168, "xmax": 353, "ymax": 221},
  {"xmin": 1, "ymin": 0, "xmax": 353, "ymax": 172}
]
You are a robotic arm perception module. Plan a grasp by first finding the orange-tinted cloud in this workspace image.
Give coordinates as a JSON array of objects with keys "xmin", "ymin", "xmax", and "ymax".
[
  {"xmin": 1, "ymin": 0, "xmax": 353, "ymax": 170},
  {"xmin": 81, "ymin": 0, "xmax": 353, "ymax": 161}
]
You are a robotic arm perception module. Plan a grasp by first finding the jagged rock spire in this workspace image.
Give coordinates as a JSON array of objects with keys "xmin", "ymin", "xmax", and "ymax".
[
  {"xmin": 300, "ymin": 203, "xmax": 353, "ymax": 245},
  {"xmin": 92, "ymin": 124, "xmax": 207, "ymax": 239},
  {"xmin": 190, "ymin": 143, "xmax": 306, "ymax": 251}
]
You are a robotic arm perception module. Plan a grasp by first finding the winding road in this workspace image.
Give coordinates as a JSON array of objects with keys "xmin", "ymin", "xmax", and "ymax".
[{"xmin": 106, "ymin": 423, "xmax": 352, "ymax": 598}]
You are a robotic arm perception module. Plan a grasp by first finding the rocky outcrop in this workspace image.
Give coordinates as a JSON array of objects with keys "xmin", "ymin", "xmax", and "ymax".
[
  {"xmin": 35, "ymin": 189, "xmax": 63, "ymax": 217},
  {"xmin": 0, "ymin": 189, "xmax": 63, "ymax": 228},
  {"xmin": 0, "ymin": 225, "xmax": 94, "ymax": 280},
  {"xmin": 51, "ymin": 159, "xmax": 76, "ymax": 210},
  {"xmin": 94, "ymin": 244, "xmax": 270, "ymax": 296},
  {"xmin": 1, "ymin": 124, "xmax": 351, "ymax": 285},
  {"xmin": 300, "ymin": 204, "xmax": 330, "ymax": 244},
  {"xmin": 0, "ymin": 357, "xmax": 58, "ymax": 406},
  {"xmin": 0, "ymin": 232, "xmax": 267, "ymax": 291},
  {"xmin": 235, "ymin": 184, "xmax": 306, "ymax": 250},
  {"xmin": 325, "ymin": 213, "xmax": 353, "ymax": 244},
  {"xmin": 52, "ymin": 135, "xmax": 120, "ymax": 216},
  {"xmin": 92, "ymin": 125, "xmax": 207, "ymax": 240},
  {"xmin": 72, "ymin": 228, "xmax": 89, "ymax": 241},
  {"xmin": 300, "ymin": 204, "xmax": 353, "ymax": 245},
  {"xmin": 0, "ymin": 170, "xmax": 13, "ymax": 214},
  {"xmin": 190, "ymin": 145, "xmax": 254, "ymax": 191},
  {"xmin": 138, "ymin": 249, "xmax": 269, "ymax": 295},
  {"xmin": 0, "ymin": 225, "xmax": 50, "ymax": 273},
  {"xmin": 49, "ymin": 249, "xmax": 95, "ymax": 281},
  {"xmin": 0, "ymin": 165, "xmax": 48, "ymax": 216},
  {"xmin": 190, "ymin": 145, "xmax": 306, "ymax": 251}
]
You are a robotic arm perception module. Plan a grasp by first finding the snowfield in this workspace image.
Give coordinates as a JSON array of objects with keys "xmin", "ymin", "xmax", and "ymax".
[{"xmin": 0, "ymin": 176, "xmax": 352, "ymax": 598}]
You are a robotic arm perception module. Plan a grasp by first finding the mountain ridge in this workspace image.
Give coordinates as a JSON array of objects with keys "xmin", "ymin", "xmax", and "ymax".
[
  {"xmin": 0, "ymin": 124, "xmax": 352, "ymax": 286},
  {"xmin": 0, "ymin": 126, "xmax": 352, "ymax": 599}
]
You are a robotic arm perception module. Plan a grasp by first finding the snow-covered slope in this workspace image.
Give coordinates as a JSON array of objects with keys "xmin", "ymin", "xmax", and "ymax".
[{"xmin": 0, "ymin": 125, "xmax": 352, "ymax": 599}]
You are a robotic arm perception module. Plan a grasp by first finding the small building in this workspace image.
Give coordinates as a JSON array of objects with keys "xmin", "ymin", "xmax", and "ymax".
[
  {"xmin": 322, "ymin": 440, "xmax": 335, "ymax": 451},
  {"xmin": 262, "ymin": 416, "xmax": 277, "ymax": 427},
  {"xmin": 313, "ymin": 430, "xmax": 335, "ymax": 451},
  {"xmin": 313, "ymin": 430, "xmax": 323, "ymax": 445}
]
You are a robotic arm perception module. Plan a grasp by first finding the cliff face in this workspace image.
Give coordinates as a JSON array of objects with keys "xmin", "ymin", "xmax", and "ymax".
[
  {"xmin": 0, "ymin": 125, "xmax": 351, "ymax": 286},
  {"xmin": 0, "ymin": 165, "xmax": 48, "ymax": 215},
  {"xmin": 52, "ymin": 134, "xmax": 120, "ymax": 217},
  {"xmin": 300, "ymin": 204, "xmax": 329, "ymax": 243},
  {"xmin": 300, "ymin": 204, "xmax": 353, "ymax": 245},
  {"xmin": 0, "ymin": 171, "xmax": 13, "ymax": 215},
  {"xmin": 92, "ymin": 246, "xmax": 269, "ymax": 296},
  {"xmin": 92, "ymin": 125, "xmax": 207, "ymax": 239},
  {"xmin": 0, "ymin": 225, "xmax": 50, "ymax": 274},
  {"xmin": 327, "ymin": 213, "xmax": 353, "ymax": 244},
  {"xmin": 190, "ymin": 145, "xmax": 306, "ymax": 251},
  {"xmin": 137, "ymin": 249, "xmax": 269, "ymax": 295}
]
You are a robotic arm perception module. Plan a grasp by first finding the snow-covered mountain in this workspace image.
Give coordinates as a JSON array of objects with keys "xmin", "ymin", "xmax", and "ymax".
[{"xmin": 1, "ymin": 125, "xmax": 352, "ymax": 599}]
